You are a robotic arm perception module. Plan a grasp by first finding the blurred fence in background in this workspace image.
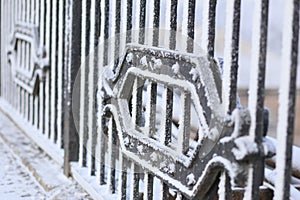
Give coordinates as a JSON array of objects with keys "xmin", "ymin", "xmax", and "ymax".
[{"xmin": 0, "ymin": 0, "xmax": 299, "ymax": 199}]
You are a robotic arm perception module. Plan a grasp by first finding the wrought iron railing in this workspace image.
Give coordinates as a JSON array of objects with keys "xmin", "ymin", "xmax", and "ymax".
[{"xmin": 0, "ymin": 0, "xmax": 299, "ymax": 199}]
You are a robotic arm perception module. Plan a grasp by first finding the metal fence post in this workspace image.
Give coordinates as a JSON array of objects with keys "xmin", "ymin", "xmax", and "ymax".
[{"xmin": 63, "ymin": 0, "xmax": 81, "ymax": 176}]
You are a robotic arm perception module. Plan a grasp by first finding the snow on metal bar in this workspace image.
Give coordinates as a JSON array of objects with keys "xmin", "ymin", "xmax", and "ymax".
[
  {"xmin": 132, "ymin": 77, "xmax": 144, "ymax": 127},
  {"xmin": 169, "ymin": 0, "xmax": 178, "ymax": 50},
  {"xmin": 56, "ymin": 0, "xmax": 64, "ymax": 145},
  {"xmin": 222, "ymin": 0, "xmax": 241, "ymax": 115},
  {"xmin": 44, "ymin": 0, "xmax": 51, "ymax": 138},
  {"xmin": 99, "ymin": 114, "xmax": 106, "ymax": 185},
  {"xmin": 107, "ymin": 117, "xmax": 117, "ymax": 193},
  {"xmin": 117, "ymin": 153, "xmax": 128, "ymax": 200},
  {"xmin": 129, "ymin": 162, "xmax": 140, "ymax": 200},
  {"xmin": 245, "ymin": 0, "xmax": 269, "ymax": 199},
  {"xmin": 87, "ymin": 0, "xmax": 97, "ymax": 176},
  {"xmin": 139, "ymin": 0, "xmax": 146, "ymax": 44},
  {"xmin": 152, "ymin": 0, "xmax": 160, "ymax": 47},
  {"xmin": 160, "ymin": 86, "xmax": 173, "ymax": 146},
  {"xmin": 144, "ymin": 172, "xmax": 154, "ymax": 200},
  {"xmin": 274, "ymin": 0, "xmax": 300, "ymax": 199},
  {"xmin": 50, "ymin": 0, "xmax": 58, "ymax": 142},
  {"xmin": 201, "ymin": 0, "xmax": 217, "ymax": 57},
  {"xmin": 79, "ymin": 0, "xmax": 88, "ymax": 167},
  {"xmin": 97, "ymin": 0, "xmax": 106, "ymax": 186},
  {"xmin": 145, "ymin": 81, "xmax": 157, "ymax": 138},
  {"xmin": 126, "ymin": 0, "xmax": 133, "ymax": 43},
  {"xmin": 177, "ymin": 90, "xmax": 191, "ymax": 154},
  {"xmin": 187, "ymin": 0, "xmax": 196, "ymax": 53}
]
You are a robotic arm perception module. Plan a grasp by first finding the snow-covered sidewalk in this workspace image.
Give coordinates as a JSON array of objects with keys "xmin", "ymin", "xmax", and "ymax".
[
  {"xmin": 0, "ymin": 110, "xmax": 91, "ymax": 200},
  {"xmin": 0, "ymin": 137, "xmax": 46, "ymax": 199}
]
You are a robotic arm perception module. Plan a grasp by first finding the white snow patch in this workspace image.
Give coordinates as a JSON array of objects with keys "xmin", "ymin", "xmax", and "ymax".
[
  {"xmin": 186, "ymin": 173, "xmax": 196, "ymax": 186},
  {"xmin": 172, "ymin": 62, "xmax": 180, "ymax": 74},
  {"xmin": 208, "ymin": 127, "xmax": 220, "ymax": 141},
  {"xmin": 140, "ymin": 56, "xmax": 148, "ymax": 67},
  {"xmin": 152, "ymin": 58, "xmax": 163, "ymax": 69},
  {"xmin": 232, "ymin": 136, "xmax": 258, "ymax": 160},
  {"xmin": 189, "ymin": 68, "xmax": 199, "ymax": 81},
  {"xmin": 126, "ymin": 52, "xmax": 134, "ymax": 64}
]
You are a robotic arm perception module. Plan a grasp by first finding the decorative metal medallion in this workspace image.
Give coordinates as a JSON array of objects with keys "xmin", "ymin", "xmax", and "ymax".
[
  {"xmin": 102, "ymin": 44, "xmax": 274, "ymax": 199},
  {"xmin": 7, "ymin": 22, "xmax": 49, "ymax": 95}
]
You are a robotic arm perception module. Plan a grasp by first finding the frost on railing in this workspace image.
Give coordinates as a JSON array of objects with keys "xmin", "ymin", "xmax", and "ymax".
[
  {"xmin": 97, "ymin": 44, "xmax": 275, "ymax": 199},
  {"xmin": 7, "ymin": 22, "xmax": 49, "ymax": 95}
]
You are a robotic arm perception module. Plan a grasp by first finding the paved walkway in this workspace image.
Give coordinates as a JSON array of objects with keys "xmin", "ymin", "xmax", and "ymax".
[
  {"xmin": 0, "ymin": 137, "xmax": 46, "ymax": 199},
  {"xmin": 0, "ymin": 111, "xmax": 91, "ymax": 200}
]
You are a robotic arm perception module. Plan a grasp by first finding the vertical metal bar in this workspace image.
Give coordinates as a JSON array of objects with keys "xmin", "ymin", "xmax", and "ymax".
[
  {"xmin": 132, "ymin": 77, "xmax": 144, "ymax": 127},
  {"xmin": 8, "ymin": 0, "xmax": 10, "ymax": 103},
  {"xmin": 218, "ymin": 172, "xmax": 232, "ymax": 200},
  {"xmin": 152, "ymin": 0, "xmax": 160, "ymax": 47},
  {"xmin": 177, "ymin": 91, "xmax": 190, "ymax": 154},
  {"xmin": 274, "ymin": 0, "xmax": 299, "ymax": 199},
  {"xmin": 201, "ymin": 0, "xmax": 217, "ymax": 57},
  {"xmin": 44, "ymin": 0, "xmax": 51, "ymax": 138},
  {"xmin": 57, "ymin": 0, "xmax": 65, "ymax": 146},
  {"xmin": 50, "ymin": 0, "xmax": 58, "ymax": 141},
  {"xmin": 33, "ymin": 0, "xmax": 39, "ymax": 129},
  {"xmin": 107, "ymin": 117, "xmax": 117, "ymax": 193},
  {"xmin": 129, "ymin": 77, "xmax": 143, "ymax": 199},
  {"xmin": 63, "ymin": 0, "xmax": 82, "ymax": 175},
  {"xmin": 78, "ymin": 0, "xmax": 85, "ymax": 165},
  {"xmin": 222, "ymin": 0, "xmax": 241, "ymax": 115},
  {"xmin": 39, "ymin": 0, "xmax": 45, "ymax": 132},
  {"xmin": 145, "ymin": 82, "xmax": 157, "ymax": 138},
  {"xmin": 87, "ymin": 0, "xmax": 97, "ymax": 176},
  {"xmin": 160, "ymin": 87, "xmax": 173, "ymax": 145},
  {"xmin": 79, "ymin": 0, "xmax": 90, "ymax": 167},
  {"xmin": 98, "ymin": 0, "xmax": 110, "ymax": 184},
  {"xmin": 9, "ymin": 0, "xmax": 13, "ymax": 106},
  {"xmin": 40, "ymin": 81, "xmax": 45, "ymax": 132},
  {"xmin": 169, "ymin": 0, "xmax": 177, "ymax": 50},
  {"xmin": 160, "ymin": 180, "xmax": 169, "ymax": 199},
  {"xmin": 186, "ymin": 0, "xmax": 195, "ymax": 53},
  {"xmin": 88, "ymin": 0, "xmax": 101, "ymax": 176},
  {"xmin": 107, "ymin": 0, "xmax": 115, "ymax": 67},
  {"xmin": 13, "ymin": 0, "xmax": 17, "ymax": 108},
  {"xmin": 99, "ymin": 114, "xmax": 106, "ymax": 184},
  {"xmin": 114, "ymin": 0, "xmax": 121, "ymax": 70},
  {"xmin": 245, "ymin": 0, "xmax": 269, "ymax": 199},
  {"xmin": 129, "ymin": 162, "xmax": 139, "ymax": 200},
  {"xmin": 139, "ymin": 0, "xmax": 146, "ymax": 44},
  {"xmin": 126, "ymin": 0, "xmax": 133, "ymax": 43},
  {"xmin": 63, "ymin": 0, "xmax": 72, "ymax": 175},
  {"xmin": 117, "ymin": 153, "xmax": 127, "ymax": 200},
  {"xmin": 144, "ymin": 172, "xmax": 154, "ymax": 200}
]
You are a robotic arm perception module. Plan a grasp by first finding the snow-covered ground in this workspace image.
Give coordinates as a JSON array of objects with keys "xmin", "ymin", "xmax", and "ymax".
[
  {"xmin": 0, "ymin": 138, "xmax": 46, "ymax": 199},
  {"xmin": 0, "ymin": 111, "xmax": 92, "ymax": 200}
]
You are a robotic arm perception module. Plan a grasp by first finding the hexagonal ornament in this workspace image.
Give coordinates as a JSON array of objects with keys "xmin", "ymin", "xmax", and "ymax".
[{"xmin": 102, "ymin": 44, "xmax": 261, "ymax": 198}]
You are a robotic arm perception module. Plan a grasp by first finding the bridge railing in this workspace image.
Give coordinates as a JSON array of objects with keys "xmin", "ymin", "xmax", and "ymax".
[{"xmin": 0, "ymin": 0, "xmax": 299, "ymax": 199}]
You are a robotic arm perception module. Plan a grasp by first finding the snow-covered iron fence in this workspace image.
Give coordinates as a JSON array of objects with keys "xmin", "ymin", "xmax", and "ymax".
[
  {"xmin": 0, "ymin": 0, "xmax": 71, "ymax": 166},
  {"xmin": 0, "ymin": 0, "xmax": 299, "ymax": 199}
]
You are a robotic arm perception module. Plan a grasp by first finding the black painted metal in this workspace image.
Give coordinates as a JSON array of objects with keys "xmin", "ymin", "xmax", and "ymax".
[{"xmin": 0, "ymin": 1, "xmax": 299, "ymax": 199}]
